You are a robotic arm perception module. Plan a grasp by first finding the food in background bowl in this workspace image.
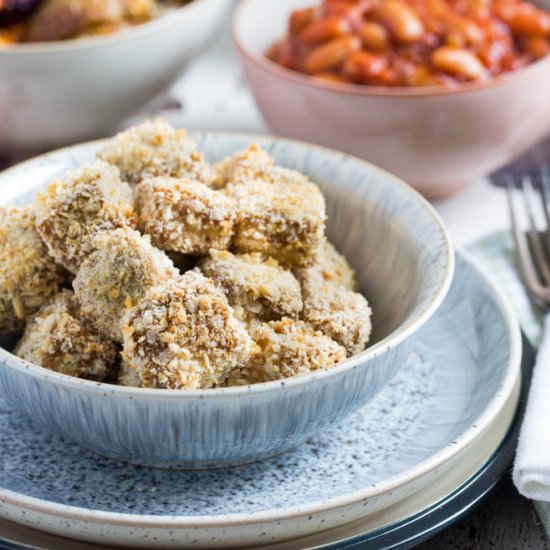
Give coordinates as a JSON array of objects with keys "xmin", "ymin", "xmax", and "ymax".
[
  {"xmin": 0, "ymin": 129, "xmax": 453, "ymax": 468},
  {"xmin": 0, "ymin": 0, "xmax": 192, "ymax": 45},
  {"xmin": 267, "ymin": 0, "xmax": 550, "ymax": 87},
  {"xmin": 1, "ymin": 119, "xmax": 373, "ymax": 390},
  {"xmin": 233, "ymin": 0, "xmax": 550, "ymax": 198},
  {"xmin": 0, "ymin": 0, "xmax": 231, "ymax": 153}
]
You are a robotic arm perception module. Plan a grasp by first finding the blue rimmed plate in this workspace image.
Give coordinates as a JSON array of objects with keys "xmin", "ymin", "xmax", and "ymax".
[
  {"xmin": 0, "ymin": 251, "xmax": 521, "ymax": 548},
  {"xmin": 0, "ymin": 332, "xmax": 531, "ymax": 550}
]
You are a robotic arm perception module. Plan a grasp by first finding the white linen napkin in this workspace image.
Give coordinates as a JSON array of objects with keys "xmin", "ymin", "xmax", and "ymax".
[{"xmin": 513, "ymin": 315, "xmax": 550, "ymax": 499}]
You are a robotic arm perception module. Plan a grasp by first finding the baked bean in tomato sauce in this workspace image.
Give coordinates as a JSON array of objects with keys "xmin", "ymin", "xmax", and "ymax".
[{"xmin": 267, "ymin": 0, "xmax": 550, "ymax": 87}]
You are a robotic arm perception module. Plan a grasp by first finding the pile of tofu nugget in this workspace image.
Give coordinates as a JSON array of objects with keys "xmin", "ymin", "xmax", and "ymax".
[{"xmin": 0, "ymin": 119, "xmax": 372, "ymax": 389}]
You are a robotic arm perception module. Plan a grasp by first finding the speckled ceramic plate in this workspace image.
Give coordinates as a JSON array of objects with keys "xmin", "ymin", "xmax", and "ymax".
[
  {"xmin": 0, "ymin": 251, "xmax": 521, "ymax": 548},
  {"xmin": 0, "ymin": 329, "xmax": 530, "ymax": 550}
]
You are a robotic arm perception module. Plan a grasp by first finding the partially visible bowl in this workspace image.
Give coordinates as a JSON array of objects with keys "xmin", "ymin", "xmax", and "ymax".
[
  {"xmin": 0, "ymin": 133, "xmax": 454, "ymax": 468},
  {"xmin": 0, "ymin": 0, "xmax": 231, "ymax": 154},
  {"xmin": 233, "ymin": 0, "xmax": 550, "ymax": 199}
]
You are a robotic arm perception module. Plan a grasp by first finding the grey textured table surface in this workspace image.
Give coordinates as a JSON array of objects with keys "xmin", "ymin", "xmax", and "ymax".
[{"xmin": 417, "ymin": 478, "xmax": 549, "ymax": 550}]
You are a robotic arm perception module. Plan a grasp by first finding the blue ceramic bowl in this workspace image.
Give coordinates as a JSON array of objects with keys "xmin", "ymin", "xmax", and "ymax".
[{"xmin": 0, "ymin": 134, "xmax": 454, "ymax": 468}]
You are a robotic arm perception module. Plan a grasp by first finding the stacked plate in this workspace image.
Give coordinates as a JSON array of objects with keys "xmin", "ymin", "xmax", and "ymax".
[
  {"xmin": 0, "ymin": 251, "xmax": 523, "ymax": 549},
  {"xmin": 0, "ymin": 137, "xmax": 523, "ymax": 549}
]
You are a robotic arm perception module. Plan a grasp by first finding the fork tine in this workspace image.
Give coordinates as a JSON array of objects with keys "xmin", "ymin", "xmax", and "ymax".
[
  {"xmin": 522, "ymin": 176, "xmax": 550, "ymax": 286},
  {"xmin": 507, "ymin": 179, "xmax": 539, "ymax": 286},
  {"xmin": 506, "ymin": 179, "xmax": 550, "ymax": 305}
]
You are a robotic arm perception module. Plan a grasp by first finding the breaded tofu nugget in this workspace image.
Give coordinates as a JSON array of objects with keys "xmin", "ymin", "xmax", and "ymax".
[
  {"xmin": 0, "ymin": 206, "xmax": 65, "ymax": 334},
  {"xmin": 35, "ymin": 160, "xmax": 135, "ymax": 273},
  {"xmin": 14, "ymin": 290, "xmax": 117, "ymax": 381},
  {"xmin": 198, "ymin": 250, "xmax": 302, "ymax": 320},
  {"xmin": 224, "ymin": 317, "xmax": 346, "ymax": 386},
  {"xmin": 121, "ymin": 271, "xmax": 255, "ymax": 389},
  {"xmin": 227, "ymin": 178, "xmax": 326, "ymax": 267},
  {"xmin": 214, "ymin": 144, "xmax": 310, "ymax": 189},
  {"xmin": 297, "ymin": 268, "xmax": 371, "ymax": 356},
  {"xmin": 73, "ymin": 228, "xmax": 177, "ymax": 342},
  {"xmin": 98, "ymin": 119, "xmax": 215, "ymax": 186},
  {"xmin": 135, "ymin": 177, "xmax": 235, "ymax": 255},
  {"xmin": 214, "ymin": 144, "xmax": 275, "ymax": 188},
  {"xmin": 312, "ymin": 240, "xmax": 357, "ymax": 291}
]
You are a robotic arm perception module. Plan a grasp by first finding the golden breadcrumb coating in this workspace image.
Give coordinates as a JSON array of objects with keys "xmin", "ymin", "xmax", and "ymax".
[
  {"xmin": 214, "ymin": 144, "xmax": 275, "ymax": 188},
  {"xmin": 297, "ymin": 268, "xmax": 371, "ymax": 356},
  {"xmin": 73, "ymin": 228, "xmax": 177, "ymax": 342},
  {"xmin": 215, "ymin": 143, "xmax": 326, "ymax": 267},
  {"xmin": 214, "ymin": 144, "xmax": 310, "ymax": 189},
  {"xmin": 35, "ymin": 160, "xmax": 136, "ymax": 273},
  {"xmin": 135, "ymin": 177, "xmax": 236, "ymax": 255},
  {"xmin": 98, "ymin": 119, "xmax": 215, "ymax": 186},
  {"xmin": 121, "ymin": 271, "xmax": 256, "ymax": 389},
  {"xmin": 198, "ymin": 250, "xmax": 302, "ymax": 320},
  {"xmin": 223, "ymin": 317, "xmax": 346, "ymax": 386},
  {"xmin": 0, "ymin": 206, "xmax": 65, "ymax": 334},
  {"xmin": 226, "ymin": 178, "xmax": 325, "ymax": 267},
  {"xmin": 313, "ymin": 240, "xmax": 357, "ymax": 291},
  {"xmin": 14, "ymin": 290, "xmax": 117, "ymax": 381}
]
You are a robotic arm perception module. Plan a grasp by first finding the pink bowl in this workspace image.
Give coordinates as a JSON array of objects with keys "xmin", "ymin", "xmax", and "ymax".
[{"xmin": 233, "ymin": 0, "xmax": 550, "ymax": 199}]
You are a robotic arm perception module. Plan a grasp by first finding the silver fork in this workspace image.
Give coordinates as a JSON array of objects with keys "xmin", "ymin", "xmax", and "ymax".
[
  {"xmin": 507, "ymin": 165, "xmax": 550, "ymax": 500},
  {"xmin": 506, "ymin": 168, "xmax": 550, "ymax": 305}
]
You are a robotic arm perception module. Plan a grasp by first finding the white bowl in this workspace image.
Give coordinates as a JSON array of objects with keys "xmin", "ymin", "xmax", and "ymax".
[
  {"xmin": 0, "ymin": 0, "xmax": 231, "ymax": 153},
  {"xmin": 0, "ymin": 133, "xmax": 454, "ymax": 468}
]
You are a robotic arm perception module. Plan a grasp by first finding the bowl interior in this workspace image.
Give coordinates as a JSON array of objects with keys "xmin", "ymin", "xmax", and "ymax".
[
  {"xmin": 236, "ymin": 0, "xmax": 310, "ymax": 57},
  {"xmin": 0, "ymin": 133, "xmax": 452, "ymax": 357},
  {"xmin": 0, "ymin": 0, "xmax": 227, "ymax": 53}
]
